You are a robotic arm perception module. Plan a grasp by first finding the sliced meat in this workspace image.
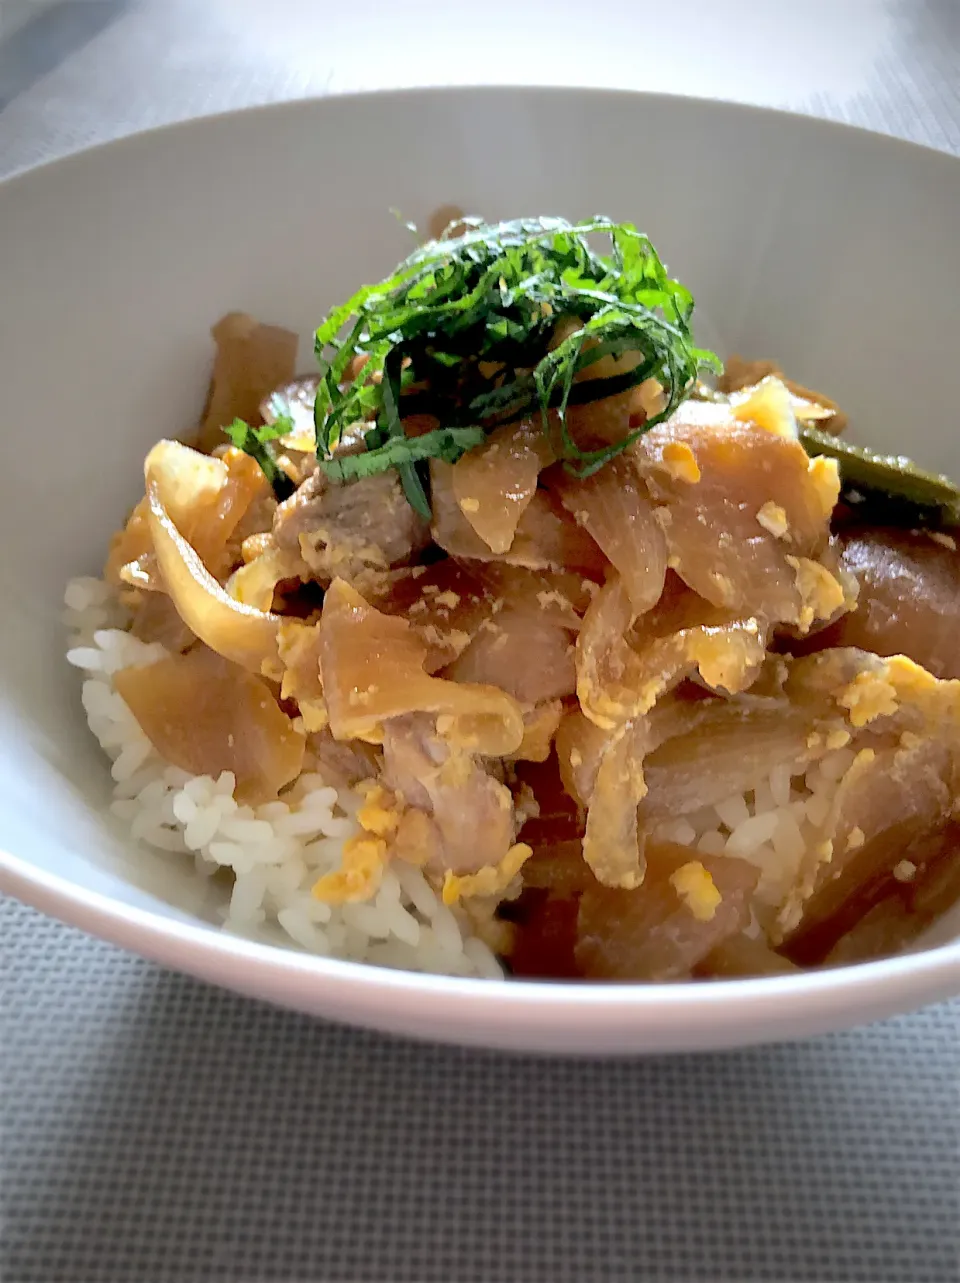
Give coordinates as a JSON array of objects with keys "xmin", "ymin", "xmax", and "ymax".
[
  {"xmin": 128, "ymin": 590, "xmax": 195, "ymax": 652},
  {"xmin": 441, "ymin": 607, "xmax": 577, "ymax": 705},
  {"xmin": 575, "ymin": 841, "xmax": 759, "ymax": 981},
  {"xmin": 308, "ymin": 727, "xmax": 380, "ymax": 791},
  {"xmin": 825, "ymin": 528, "xmax": 960, "ymax": 679},
  {"xmin": 272, "ymin": 468, "xmax": 430, "ymax": 579},
  {"xmin": 370, "ymin": 559, "xmax": 497, "ymax": 671},
  {"xmin": 381, "ymin": 713, "xmax": 516, "ymax": 877}
]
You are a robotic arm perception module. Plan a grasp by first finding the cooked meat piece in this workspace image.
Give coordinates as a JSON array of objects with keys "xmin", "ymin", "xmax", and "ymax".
[
  {"xmin": 381, "ymin": 713, "xmax": 516, "ymax": 877},
  {"xmin": 371, "ymin": 558, "xmax": 497, "ymax": 672},
  {"xmin": 441, "ymin": 607, "xmax": 577, "ymax": 705},
  {"xmin": 308, "ymin": 727, "xmax": 379, "ymax": 791},
  {"xmin": 272, "ymin": 468, "xmax": 430, "ymax": 579},
  {"xmin": 128, "ymin": 590, "xmax": 195, "ymax": 652},
  {"xmin": 575, "ymin": 841, "xmax": 759, "ymax": 980},
  {"xmin": 824, "ymin": 528, "xmax": 960, "ymax": 679}
]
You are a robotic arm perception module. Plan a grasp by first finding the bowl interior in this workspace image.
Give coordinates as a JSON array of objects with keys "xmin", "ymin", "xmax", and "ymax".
[{"xmin": 2, "ymin": 88, "xmax": 959, "ymax": 1023}]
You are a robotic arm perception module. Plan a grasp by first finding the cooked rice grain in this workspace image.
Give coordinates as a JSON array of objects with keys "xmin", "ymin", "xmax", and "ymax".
[{"xmin": 65, "ymin": 577, "xmax": 502, "ymax": 980}]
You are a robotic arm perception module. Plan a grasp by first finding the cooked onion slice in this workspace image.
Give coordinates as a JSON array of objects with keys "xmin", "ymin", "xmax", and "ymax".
[
  {"xmin": 145, "ymin": 442, "xmax": 283, "ymax": 675},
  {"xmin": 552, "ymin": 455, "xmax": 666, "ymax": 615},
  {"xmin": 319, "ymin": 578, "xmax": 524, "ymax": 755},
  {"xmin": 581, "ymin": 718, "xmax": 651, "ymax": 890},
  {"xmin": 451, "ymin": 419, "xmax": 554, "ymax": 553},
  {"xmin": 635, "ymin": 404, "xmax": 843, "ymax": 630},
  {"xmin": 197, "ymin": 312, "xmax": 298, "ymax": 452},
  {"xmin": 575, "ymin": 573, "xmax": 766, "ymax": 731},
  {"xmin": 431, "ymin": 461, "xmax": 606, "ymax": 574},
  {"xmin": 114, "ymin": 646, "xmax": 304, "ymax": 803}
]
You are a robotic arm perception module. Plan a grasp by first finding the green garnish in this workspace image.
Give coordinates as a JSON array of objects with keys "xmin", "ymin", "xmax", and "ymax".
[
  {"xmin": 322, "ymin": 427, "xmax": 486, "ymax": 517},
  {"xmin": 312, "ymin": 216, "xmax": 719, "ymax": 512},
  {"xmin": 224, "ymin": 416, "xmax": 296, "ymax": 500},
  {"xmin": 800, "ymin": 424, "xmax": 960, "ymax": 528}
]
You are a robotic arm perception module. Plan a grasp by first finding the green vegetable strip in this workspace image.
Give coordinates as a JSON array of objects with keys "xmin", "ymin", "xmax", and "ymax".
[
  {"xmin": 224, "ymin": 417, "xmax": 295, "ymax": 500},
  {"xmin": 799, "ymin": 423, "xmax": 960, "ymax": 528},
  {"xmin": 307, "ymin": 216, "xmax": 719, "ymax": 511},
  {"xmin": 321, "ymin": 427, "xmax": 486, "ymax": 485},
  {"xmin": 381, "ymin": 348, "xmax": 431, "ymax": 518}
]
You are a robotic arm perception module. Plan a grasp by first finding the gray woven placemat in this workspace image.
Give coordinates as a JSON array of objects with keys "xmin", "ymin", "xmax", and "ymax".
[
  {"xmin": 1, "ymin": 4, "xmax": 959, "ymax": 1281},
  {"xmin": 3, "ymin": 899, "xmax": 958, "ymax": 1283}
]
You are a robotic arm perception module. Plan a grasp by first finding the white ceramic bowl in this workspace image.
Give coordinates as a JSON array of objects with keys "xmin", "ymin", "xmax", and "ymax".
[{"xmin": 2, "ymin": 88, "xmax": 959, "ymax": 1053}]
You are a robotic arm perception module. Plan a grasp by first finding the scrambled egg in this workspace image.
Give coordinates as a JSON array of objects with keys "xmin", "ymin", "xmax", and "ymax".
[
  {"xmin": 357, "ymin": 784, "xmax": 404, "ymax": 838},
  {"xmin": 845, "ymin": 826, "xmax": 866, "ymax": 852},
  {"xmin": 730, "ymin": 376, "xmax": 797, "ymax": 439},
  {"xmin": 839, "ymin": 671, "xmax": 900, "ymax": 727},
  {"xmin": 669, "ymin": 861, "xmax": 722, "ymax": 922},
  {"xmin": 807, "ymin": 455, "xmax": 841, "ymax": 518},
  {"xmin": 312, "ymin": 834, "xmax": 388, "ymax": 904},
  {"xmin": 277, "ymin": 619, "xmax": 327, "ymax": 731},
  {"xmin": 660, "ymin": 441, "xmax": 701, "ymax": 484},
  {"xmin": 787, "ymin": 556, "xmax": 846, "ymax": 632},
  {"xmin": 755, "ymin": 500, "xmax": 789, "ymax": 539},
  {"xmin": 442, "ymin": 842, "xmax": 533, "ymax": 905}
]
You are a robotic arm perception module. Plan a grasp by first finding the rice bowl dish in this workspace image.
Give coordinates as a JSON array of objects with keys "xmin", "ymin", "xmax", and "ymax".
[
  {"xmin": 0, "ymin": 87, "xmax": 958, "ymax": 1052},
  {"xmin": 64, "ymin": 215, "xmax": 960, "ymax": 984}
]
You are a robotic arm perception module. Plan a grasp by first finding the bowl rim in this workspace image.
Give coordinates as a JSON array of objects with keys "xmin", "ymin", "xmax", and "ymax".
[
  {"xmin": 3, "ymin": 849, "xmax": 960, "ymax": 1016},
  {"xmin": 2, "ymin": 81, "xmax": 959, "ymax": 195},
  {"xmin": 1, "ymin": 84, "xmax": 958, "ymax": 1031}
]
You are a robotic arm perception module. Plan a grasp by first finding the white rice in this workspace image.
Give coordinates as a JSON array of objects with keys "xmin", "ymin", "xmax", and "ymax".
[
  {"xmin": 65, "ymin": 576, "xmax": 502, "ymax": 980},
  {"xmin": 652, "ymin": 747, "xmax": 852, "ymax": 915}
]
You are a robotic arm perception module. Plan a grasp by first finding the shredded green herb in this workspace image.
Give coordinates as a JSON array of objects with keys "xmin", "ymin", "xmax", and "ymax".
[
  {"xmin": 224, "ymin": 416, "xmax": 296, "ymax": 500},
  {"xmin": 311, "ymin": 216, "xmax": 719, "ymax": 511}
]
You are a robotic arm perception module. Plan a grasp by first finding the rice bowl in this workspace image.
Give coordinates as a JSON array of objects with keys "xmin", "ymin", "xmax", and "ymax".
[{"xmin": 1, "ymin": 87, "xmax": 958, "ymax": 1050}]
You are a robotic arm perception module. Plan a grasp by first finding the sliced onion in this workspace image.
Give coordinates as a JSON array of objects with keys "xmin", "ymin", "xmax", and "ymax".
[
  {"xmin": 451, "ymin": 419, "xmax": 554, "ymax": 553},
  {"xmin": 431, "ymin": 461, "xmax": 606, "ymax": 575},
  {"xmin": 552, "ymin": 455, "xmax": 665, "ymax": 615},
  {"xmin": 319, "ymin": 577, "xmax": 524, "ymax": 756},
  {"xmin": 115, "ymin": 646, "xmax": 304, "ymax": 804},
  {"xmin": 581, "ymin": 719, "xmax": 651, "ymax": 889},
  {"xmin": 575, "ymin": 575, "xmax": 645, "ymax": 729},
  {"xmin": 197, "ymin": 312, "xmax": 298, "ymax": 453},
  {"xmin": 145, "ymin": 442, "xmax": 283, "ymax": 675}
]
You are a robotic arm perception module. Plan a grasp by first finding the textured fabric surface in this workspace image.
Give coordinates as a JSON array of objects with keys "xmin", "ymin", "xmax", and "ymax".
[
  {"xmin": 1, "ymin": 3, "xmax": 960, "ymax": 1281},
  {"xmin": 3, "ymin": 901, "xmax": 958, "ymax": 1283}
]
